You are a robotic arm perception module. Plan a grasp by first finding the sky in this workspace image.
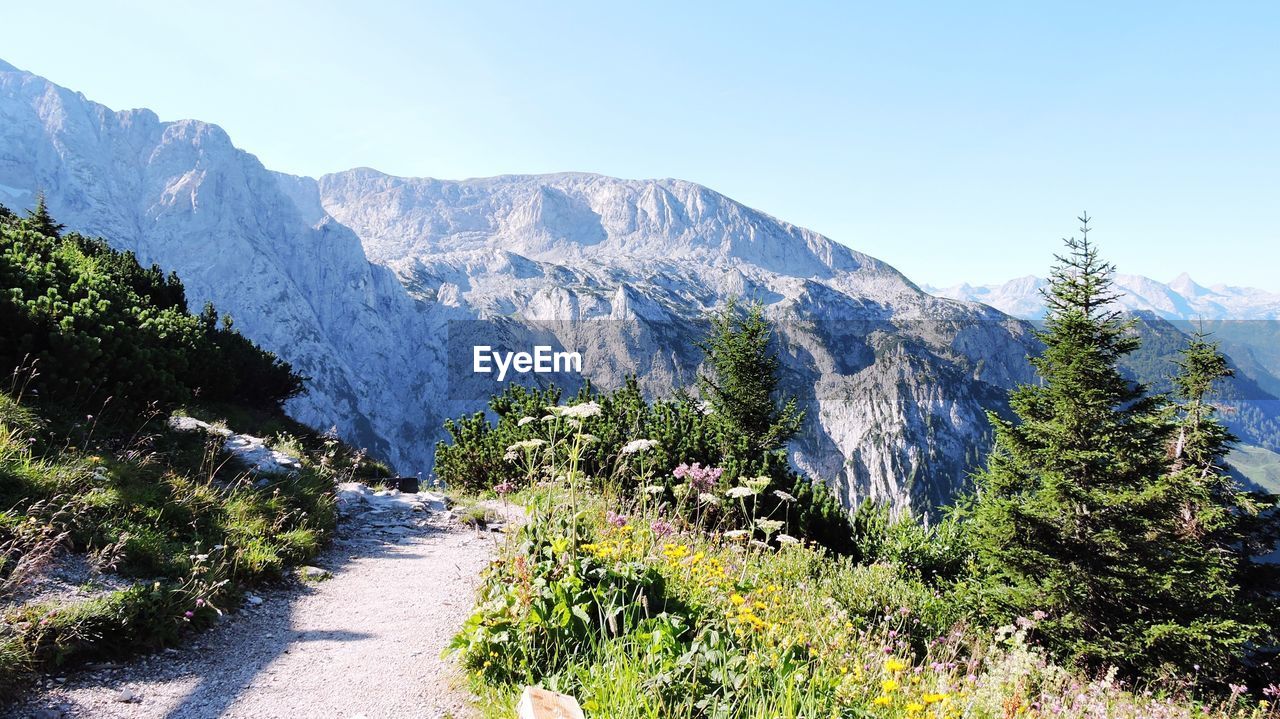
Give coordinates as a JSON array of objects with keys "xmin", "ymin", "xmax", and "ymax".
[{"xmin": 3, "ymin": 1, "xmax": 1278, "ymax": 290}]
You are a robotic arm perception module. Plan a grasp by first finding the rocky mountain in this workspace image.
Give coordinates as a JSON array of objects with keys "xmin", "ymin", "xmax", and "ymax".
[{"xmin": 0, "ymin": 58, "xmax": 1044, "ymax": 514}]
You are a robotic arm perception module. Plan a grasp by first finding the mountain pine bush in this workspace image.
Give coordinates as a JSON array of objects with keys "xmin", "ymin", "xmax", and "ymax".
[{"xmin": 0, "ymin": 202, "xmax": 303, "ymax": 411}]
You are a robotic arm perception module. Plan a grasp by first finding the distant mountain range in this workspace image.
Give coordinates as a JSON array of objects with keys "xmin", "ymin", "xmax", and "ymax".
[{"xmin": 925, "ymin": 273, "xmax": 1280, "ymax": 321}]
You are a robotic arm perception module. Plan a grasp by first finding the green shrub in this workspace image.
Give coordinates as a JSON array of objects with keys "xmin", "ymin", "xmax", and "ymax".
[{"xmin": 0, "ymin": 201, "xmax": 303, "ymax": 412}]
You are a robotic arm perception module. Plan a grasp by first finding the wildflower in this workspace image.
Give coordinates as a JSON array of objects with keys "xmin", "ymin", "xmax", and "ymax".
[
  {"xmin": 184, "ymin": 611, "xmax": 195, "ymax": 619},
  {"xmin": 196, "ymin": 598, "xmax": 207, "ymax": 608},
  {"xmin": 726, "ymin": 486, "xmax": 753, "ymax": 499},
  {"xmin": 881, "ymin": 679, "xmax": 900, "ymax": 692},
  {"xmin": 743, "ymin": 476, "xmax": 771, "ymax": 493},
  {"xmin": 494, "ymin": 481, "xmax": 515, "ymax": 496},
  {"xmin": 674, "ymin": 462, "xmax": 724, "ymax": 491},
  {"xmin": 730, "ymin": 593, "xmax": 746, "ymax": 605},
  {"xmin": 506, "ymin": 439, "xmax": 546, "ymax": 452},
  {"xmin": 906, "ymin": 703, "xmax": 925, "ymax": 714},
  {"xmin": 650, "ymin": 518, "xmax": 675, "ymax": 537},
  {"xmin": 606, "ymin": 511, "xmax": 629, "ymax": 528},
  {"xmin": 662, "ymin": 543, "xmax": 690, "ymax": 560},
  {"xmin": 773, "ymin": 489, "xmax": 796, "ymax": 502},
  {"xmin": 776, "ymin": 533, "xmax": 800, "ymax": 545},
  {"xmin": 517, "ymin": 416, "xmax": 536, "ymax": 426},
  {"xmin": 620, "ymin": 439, "xmax": 659, "ymax": 455},
  {"xmin": 923, "ymin": 693, "xmax": 948, "ymax": 704},
  {"xmin": 724, "ymin": 529, "xmax": 750, "ymax": 540},
  {"xmin": 754, "ymin": 519, "xmax": 784, "ymax": 535},
  {"xmin": 556, "ymin": 402, "xmax": 602, "ymax": 419},
  {"xmin": 872, "ymin": 695, "xmax": 892, "ymax": 707},
  {"xmin": 697, "ymin": 492, "xmax": 722, "ymax": 506},
  {"xmin": 884, "ymin": 658, "xmax": 907, "ymax": 673},
  {"xmin": 642, "ymin": 484, "xmax": 665, "ymax": 495}
]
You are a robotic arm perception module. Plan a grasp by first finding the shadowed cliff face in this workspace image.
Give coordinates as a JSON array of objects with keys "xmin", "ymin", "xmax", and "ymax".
[{"xmin": 0, "ymin": 59, "xmax": 1040, "ymax": 515}]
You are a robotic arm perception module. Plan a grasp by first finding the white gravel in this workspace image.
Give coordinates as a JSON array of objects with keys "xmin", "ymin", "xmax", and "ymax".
[{"xmin": 3, "ymin": 492, "xmax": 514, "ymax": 719}]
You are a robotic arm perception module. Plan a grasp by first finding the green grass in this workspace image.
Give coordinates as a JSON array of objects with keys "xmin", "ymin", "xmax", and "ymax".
[
  {"xmin": 1230, "ymin": 443, "xmax": 1280, "ymax": 495},
  {"xmin": 0, "ymin": 392, "xmax": 361, "ymax": 699}
]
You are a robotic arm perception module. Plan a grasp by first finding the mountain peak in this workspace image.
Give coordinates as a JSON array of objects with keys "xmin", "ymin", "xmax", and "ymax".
[
  {"xmin": 1168, "ymin": 272, "xmax": 1207, "ymax": 298},
  {"xmin": 0, "ymin": 58, "xmax": 17, "ymax": 73}
]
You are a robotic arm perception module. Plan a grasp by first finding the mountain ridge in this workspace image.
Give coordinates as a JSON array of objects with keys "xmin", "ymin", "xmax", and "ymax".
[
  {"xmin": 926, "ymin": 273, "xmax": 1280, "ymax": 321},
  {"xmin": 0, "ymin": 58, "xmax": 1039, "ymax": 514}
]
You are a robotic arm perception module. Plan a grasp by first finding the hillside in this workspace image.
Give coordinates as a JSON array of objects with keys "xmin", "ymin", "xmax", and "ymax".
[{"xmin": 0, "ymin": 204, "xmax": 387, "ymax": 700}]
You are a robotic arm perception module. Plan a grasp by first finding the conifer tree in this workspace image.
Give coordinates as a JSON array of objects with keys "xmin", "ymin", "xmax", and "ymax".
[
  {"xmin": 967, "ymin": 215, "xmax": 1274, "ymax": 681},
  {"xmin": 24, "ymin": 192, "xmax": 64, "ymax": 238},
  {"xmin": 1162, "ymin": 333, "xmax": 1280, "ymax": 673},
  {"xmin": 698, "ymin": 298, "xmax": 803, "ymax": 460}
]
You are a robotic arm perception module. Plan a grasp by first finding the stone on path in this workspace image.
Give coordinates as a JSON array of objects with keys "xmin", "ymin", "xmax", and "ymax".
[{"xmin": 516, "ymin": 686, "xmax": 584, "ymax": 719}]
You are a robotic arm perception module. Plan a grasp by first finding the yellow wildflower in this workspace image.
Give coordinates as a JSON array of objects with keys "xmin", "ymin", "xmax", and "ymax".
[
  {"xmin": 872, "ymin": 695, "xmax": 892, "ymax": 707},
  {"xmin": 884, "ymin": 657, "xmax": 907, "ymax": 673},
  {"xmin": 881, "ymin": 679, "xmax": 900, "ymax": 693}
]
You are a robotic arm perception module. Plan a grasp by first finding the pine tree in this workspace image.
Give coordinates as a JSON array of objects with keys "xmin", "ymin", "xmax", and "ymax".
[
  {"xmin": 966, "ymin": 216, "xmax": 1273, "ymax": 681},
  {"xmin": 698, "ymin": 298, "xmax": 803, "ymax": 460},
  {"xmin": 24, "ymin": 192, "xmax": 64, "ymax": 238}
]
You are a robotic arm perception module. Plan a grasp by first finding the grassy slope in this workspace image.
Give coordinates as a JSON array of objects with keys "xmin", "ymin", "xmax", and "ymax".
[
  {"xmin": 0, "ymin": 393, "xmax": 382, "ymax": 699},
  {"xmin": 1230, "ymin": 444, "xmax": 1280, "ymax": 495},
  {"xmin": 452, "ymin": 487, "xmax": 1267, "ymax": 719}
]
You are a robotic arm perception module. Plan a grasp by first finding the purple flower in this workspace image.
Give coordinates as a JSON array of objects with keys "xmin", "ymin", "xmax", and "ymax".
[
  {"xmin": 184, "ymin": 611, "xmax": 195, "ymax": 619},
  {"xmin": 494, "ymin": 481, "xmax": 515, "ymax": 496},
  {"xmin": 195, "ymin": 598, "xmax": 206, "ymax": 608},
  {"xmin": 650, "ymin": 518, "xmax": 675, "ymax": 537},
  {"xmin": 606, "ymin": 511, "xmax": 629, "ymax": 528},
  {"xmin": 672, "ymin": 462, "xmax": 724, "ymax": 492}
]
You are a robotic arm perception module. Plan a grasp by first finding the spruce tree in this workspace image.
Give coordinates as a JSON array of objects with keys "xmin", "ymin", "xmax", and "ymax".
[
  {"xmin": 698, "ymin": 298, "xmax": 803, "ymax": 460},
  {"xmin": 967, "ymin": 216, "xmax": 1273, "ymax": 681},
  {"xmin": 24, "ymin": 192, "xmax": 64, "ymax": 238},
  {"xmin": 1162, "ymin": 333, "xmax": 1280, "ymax": 676}
]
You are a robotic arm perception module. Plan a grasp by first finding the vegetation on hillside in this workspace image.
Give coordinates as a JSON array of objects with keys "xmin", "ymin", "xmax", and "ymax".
[
  {"xmin": 0, "ymin": 196, "xmax": 302, "ymax": 414},
  {"xmin": 435, "ymin": 299, "xmax": 855, "ymax": 552},
  {"xmin": 446, "ymin": 217, "xmax": 1279, "ymax": 717},
  {"xmin": 0, "ymin": 201, "xmax": 378, "ymax": 699}
]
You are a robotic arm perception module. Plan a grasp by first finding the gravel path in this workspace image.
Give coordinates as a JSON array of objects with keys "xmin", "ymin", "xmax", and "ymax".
[{"xmin": 3, "ymin": 488, "xmax": 511, "ymax": 719}]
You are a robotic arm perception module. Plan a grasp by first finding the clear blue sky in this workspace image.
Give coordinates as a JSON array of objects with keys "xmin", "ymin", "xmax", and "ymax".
[{"xmin": 4, "ymin": 1, "xmax": 1278, "ymax": 290}]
